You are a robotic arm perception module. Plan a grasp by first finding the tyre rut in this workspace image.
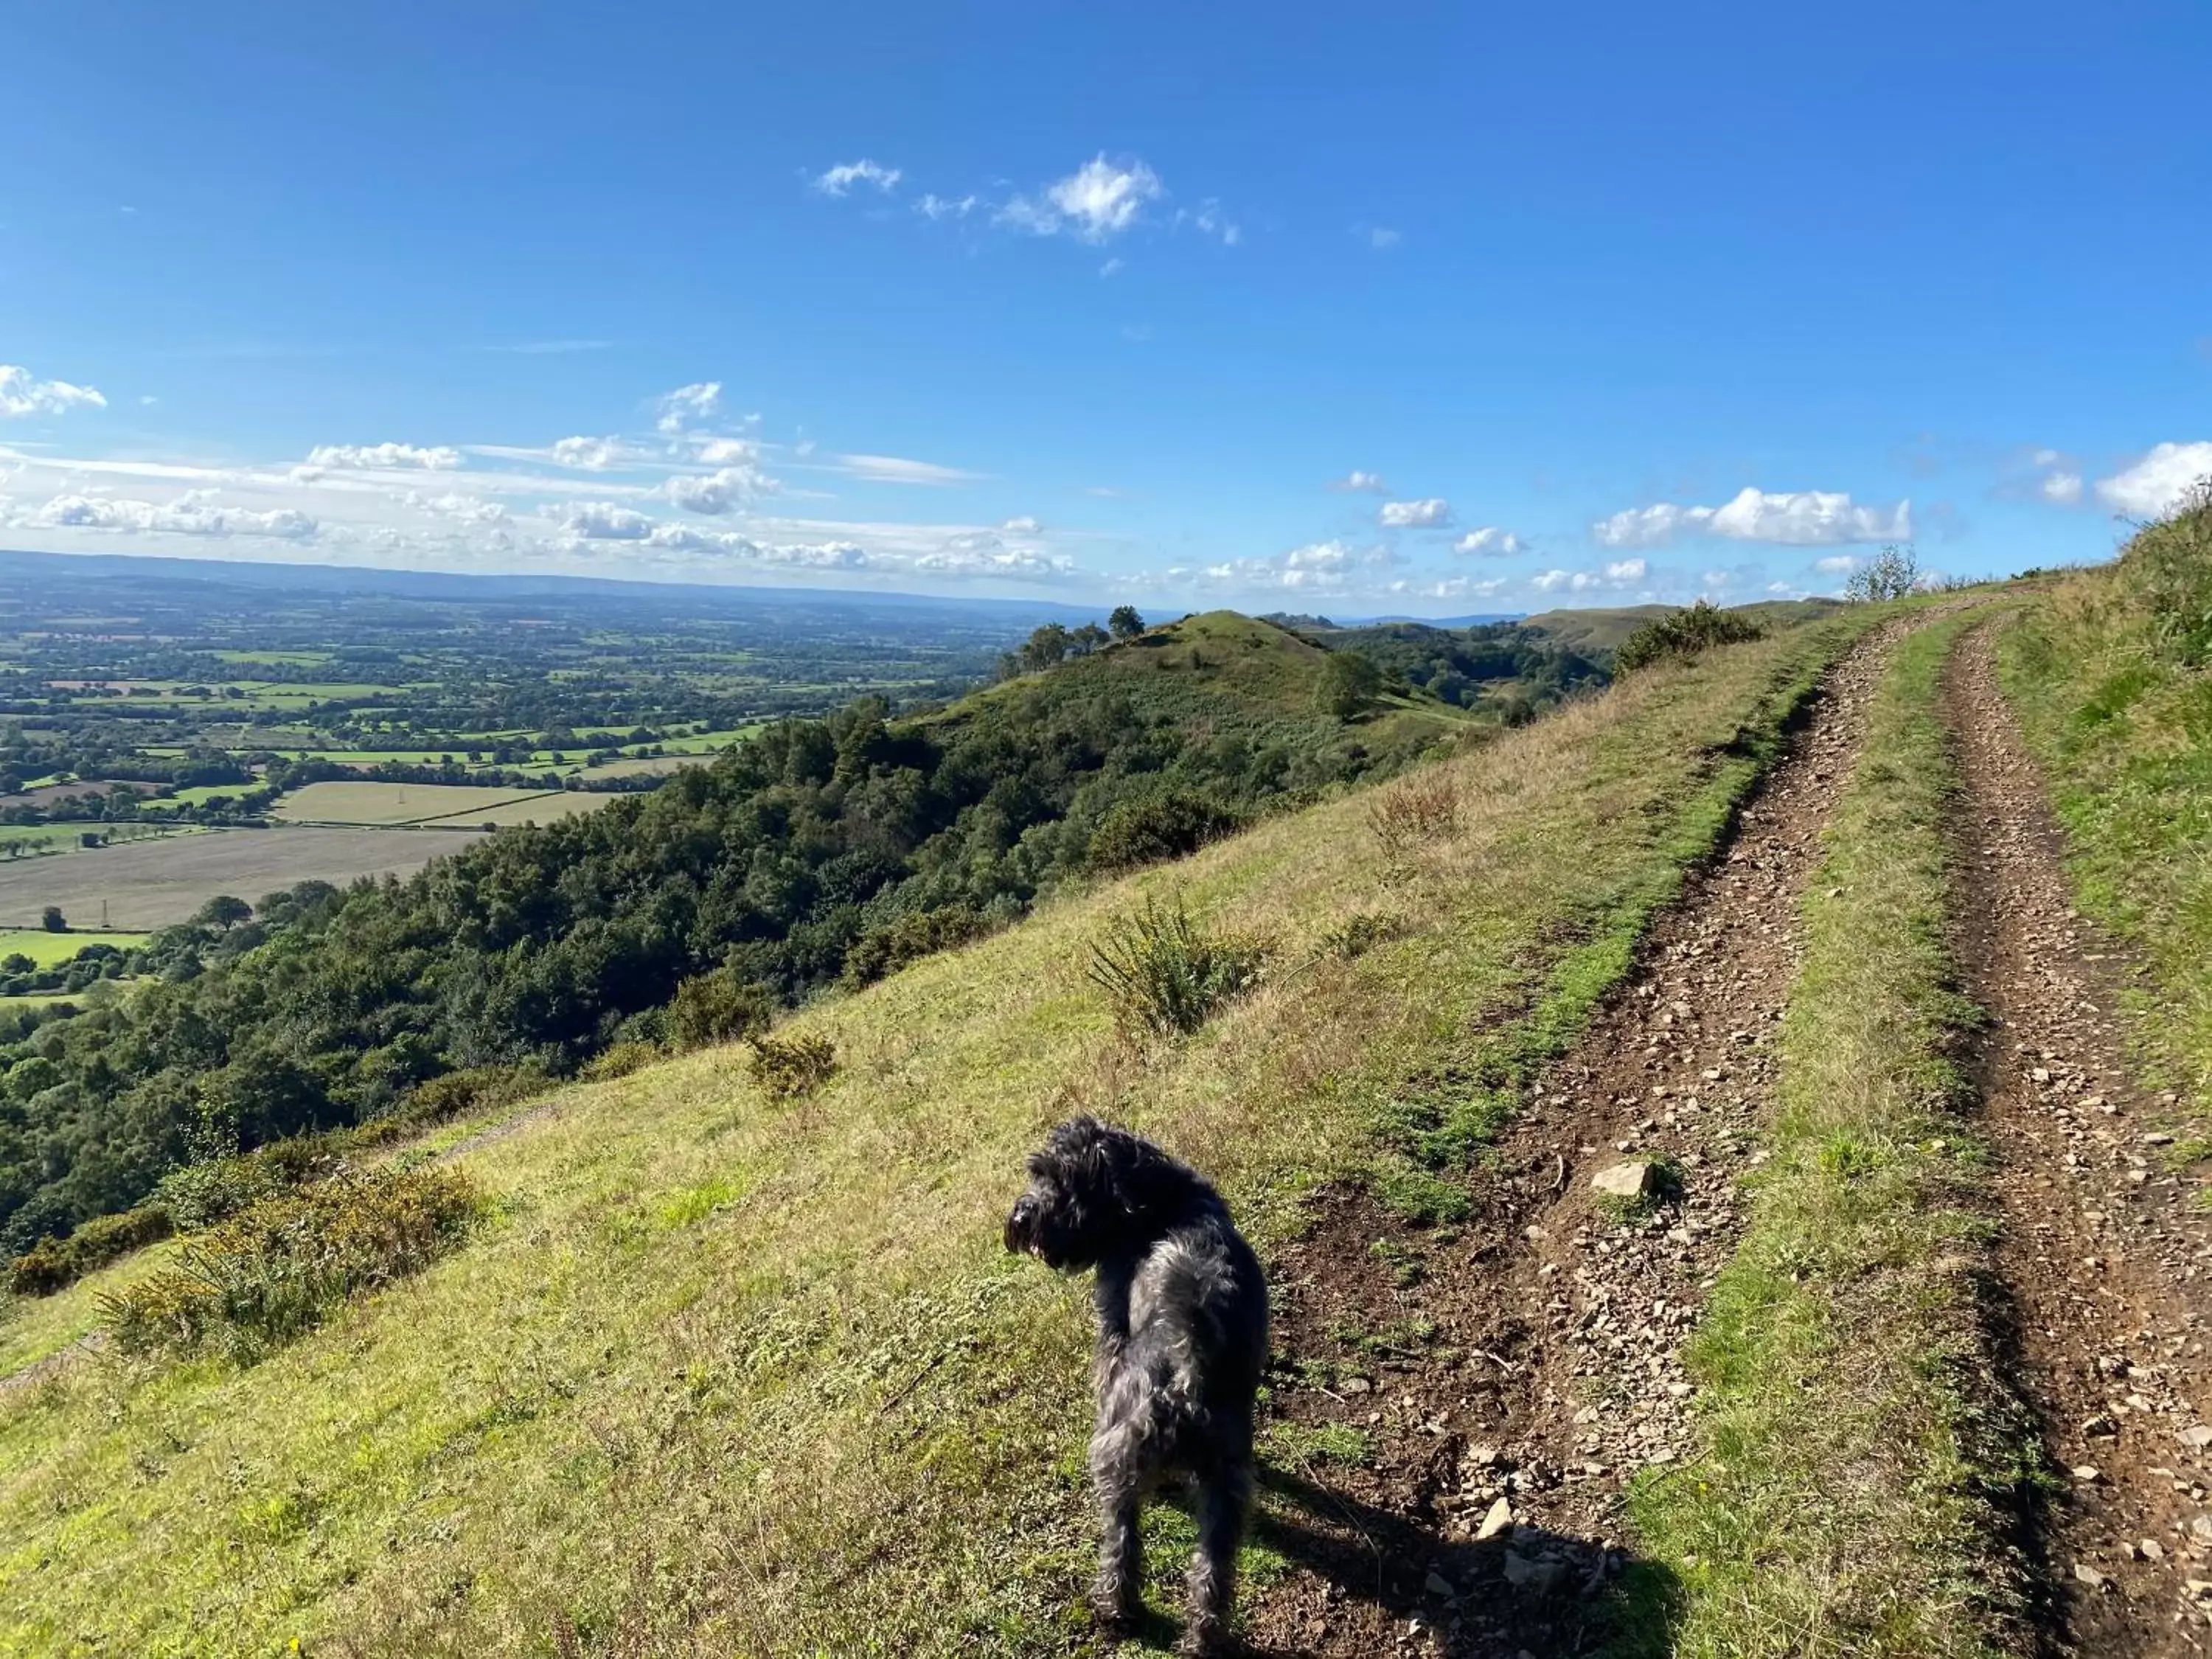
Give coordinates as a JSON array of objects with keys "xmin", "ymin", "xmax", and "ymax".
[{"xmin": 1239, "ymin": 619, "xmax": 1921, "ymax": 1658}]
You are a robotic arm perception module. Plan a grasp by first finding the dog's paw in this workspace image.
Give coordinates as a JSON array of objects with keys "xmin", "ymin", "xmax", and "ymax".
[
  {"xmin": 1176, "ymin": 1615, "xmax": 1239, "ymax": 1657},
  {"xmin": 1089, "ymin": 1587, "xmax": 1143, "ymax": 1635}
]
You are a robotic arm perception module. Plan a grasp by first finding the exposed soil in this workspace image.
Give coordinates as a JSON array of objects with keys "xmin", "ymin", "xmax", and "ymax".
[
  {"xmin": 1238, "ymin": 622, "xmax": 1914, "ymax": 1658},
  {"xmin": 1946, "ymin": 623, "xmax": 2212, "ymax": 1655}
]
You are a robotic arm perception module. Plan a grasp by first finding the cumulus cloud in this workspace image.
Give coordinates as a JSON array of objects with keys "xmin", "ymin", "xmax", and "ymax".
[
  {"xmin": 664, "ymin": 464, "xmax": 773, "ymax": 515},
  {"xmin": 655, "ymin": 381, "xmax": 723, "ymax": 436},
  {"xmin": 1454, "ymin": 526, "xmax": 1526, "ymax": 557},
  {"xmin": 915, "ymin": 192, "xmax": 978, "ymax": 220},
  {"xmin": 1379, "ymin": 497, "xmax": 1452, "ymax": 528},
  {"xmin": 0, "ymin": 365, "xmax": 107, "ymax": 418},
  {"xmin": 29, "ymin": 489, "xmax": 316, "ymax": 540},
  {"xmin": 549, "ymin": 435, "xmax": 628, "ymax": 470},
  {"xmin": 999, "ymin": 515, "xmax": 1042, "ymax": 533},
  {"xmin": 1330, "ymin": 470, "xmax": 1387, "ymax": 494},
  {"xmin": 1592, "ymin": 487, "xmax": 1911, "ymax": 548},
  {"xmin": 1604, "ymin": 557, "xmax": 1646, "ymax": 582},
  {"xmin": 1530, "ymin": 560, "xmax": 1648, "ymax": 594},
  {"xmin": 554, "ymin": 501, "xmax": 657, "ymax": 540},
  {"xmin": 303, "ymin": 441, "xmax": 462, "ymax": 472},
  {"xmin": 405, "ymin": 490, "xmax": 508, "ymax": 525},
  {"xmin": 915, "ymin": 534, "xmax": 1076, "ymax": 579},
  {"xmin": 1001, "ymin": 155, "xmax": 1164, "ymax": 243},
  {"xmin": 2095, "ymin": 441, "xmax": 2212, "ymax": 518},
  {"xmin": 1813, "ymin": 554, "xmax": 1859, "ymax": 574},
  {"xmin": 813, "ymin": 159, "xmax": 902, "ymax": 197},
  {"xmin": 2040, "ymin": 470, "xmax": 2084, "ymax": 505}
]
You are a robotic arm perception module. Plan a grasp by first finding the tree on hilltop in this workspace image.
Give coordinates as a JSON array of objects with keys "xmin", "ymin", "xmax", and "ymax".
[{"xmin": 1109, "ymin": 605, "xmax": 1145, "ymax": 640}]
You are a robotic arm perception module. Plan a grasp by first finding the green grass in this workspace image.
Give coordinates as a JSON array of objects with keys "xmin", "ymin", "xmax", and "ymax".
[
  {"xmin": 0, "ymin": 928, "xmax": 150, "ymax": 968},
  {"xmin": 408, "ymin": 792, "xmax": 619, "ymax": 828},
  {"xmin": 0, "ymin": 616, "xmax": 1877, "ymax": 1655},
  {"xmin": 1629, "ymin": 612, "xmax": 2035, "ymax": 1658},
  {"xmin": 1996, "ymin": 508, "xmax": 2212, "ymax": 1121},
  {"xmin": 0, "ymin": 824, "xmax": 193, "ymax": 855}
]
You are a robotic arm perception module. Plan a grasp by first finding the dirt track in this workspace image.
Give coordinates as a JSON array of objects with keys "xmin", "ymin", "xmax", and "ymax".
[
  {"xmin": 1235, "ymin": 616, "xmax": 2212, "ymax": 1658},
  {"xmin": 1241, "ymin": 622, "xmax": 1911, "ymax": 1658},
  {"xmin": 1947, "ymin": 624, "xmax": 2212, "ymax": 1655}
]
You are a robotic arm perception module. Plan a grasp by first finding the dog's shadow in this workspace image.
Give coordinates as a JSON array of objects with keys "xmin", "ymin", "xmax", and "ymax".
[{"xmin": 1213, "ymin": 1461, "xmax": 1682, "ymax": 1658}]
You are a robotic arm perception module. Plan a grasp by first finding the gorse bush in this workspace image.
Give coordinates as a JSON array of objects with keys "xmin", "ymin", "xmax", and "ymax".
[
  {"xmin": 840, "ymin": 902, "xmax": 995, "ymax": 988},
  {"xmin": 1087, "ymin": 897, "xmax": 1266, "ymax": 1037},
  {"xmin": 8, "ymin": 1203, "xmax": 173, "ymax": 1296},
  {"xmin": 2121, "ymin": 481, "xmax": 2212, "ymax": 666},
  {"xmin": 670, "ymin": 964, "xmax": 776, "ymax": 1049},
  {"xmin": 743, "ymin": 1030, "xmax": 840, "ymax": 1102},
  {"xmin": 99, "ymin": 1164, "xmax": 482, "ymax": 1362},
  {"xmin": 1366, "ymin": 771, "xmax": 1462, "ymax": 858},
  {"xmin": 1615, "ymin": 600, "xmax": 1769, "ymax": 673},
  {"xmin": 1085, "ymin": 790, "xmax": 1242, "ymax": 872}
]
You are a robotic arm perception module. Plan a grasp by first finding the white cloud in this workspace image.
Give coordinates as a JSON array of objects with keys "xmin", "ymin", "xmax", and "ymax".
[
  {"xmin": 655, "ymin": 381, "xmax": 723, "ymax": 436},
  {"xmin": 1379, "ymin": 497, "xmax": 1452, "ymax": 528},
  {"xmin": 833, "ymin": 452, "xmax": 983, "ymax": 486},
  {"xmin": 2041, "ymin": 470, "xmax": 2084, "ymax": 505},
  {"xmin": 303, "ymin": 441, "xmax": 462, "ymax": 472},
  {"xmin": 2095, "ymin": 441, "xmax": 2212, "ymax": 518},
  {"xmin": 1813, "ymin": 554, "xmax": 1859, "ymax": 574},
  {"xmin": 1099, "ymin": 257, "xmax": 1125, "ymax": 279},
  {"xmin": 405, "ymin": 490, "xmax": 508, "ymax": 525},
  {"xmin": 915, "ymin": 534, "xmax": 1075, "ymax": 579},
  {"xmin": 1182, "ymin": 200, "xmax": 1241, "ymax": 246},
  {"xmin": 554, "ymin": 501, "xmax": 657, "ymax": 540},
  {"xmin": 27, "ymin": 489, "xmax": 316, "ymax": 540},
  {"xmin": 1593, "ymin": 487, "xmax": 1911, "ymax": 548},
  {"xmin": 664, "ymin": 464, "xmax": 773, "ymax": 515},
  {"xmin": 547, "ymin": 435, "xmax": 627, "ymax": 470},
  {"xmin": 1001, "ymin": 155, "xmax": 1164, "ymax": 243},
  {"xmin": 915, "ymin": 192, "xmax": 977, "ymax": 220},
  {"xmin": 1530, "ymin": 560, "xmax": 1648, "ymax": 594},
  {"xmin": 1330, "ymin": 470, "xmax": 1387, "ymax": 494},
  {"xmin": 1454, "ymin": 526, "xmax": 1526, "ymax": 557},
  {"xmin": 1604, "ymin": 557, "xmax": 1646, "ymax": 582},
  {"xmin": 0, "ymin": 365, "xmax": 107, "ymax": 418},
  {"xmin": 813, "ymin": 159, "xmax": 902, "ymax": 197},
  {"xmin": 999, "ymin": 515, "xmax": 1042, "ymax": 534}
]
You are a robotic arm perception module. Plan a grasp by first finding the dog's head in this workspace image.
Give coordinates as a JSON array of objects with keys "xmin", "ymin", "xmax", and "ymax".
[{"xmin": 1004, "ymin": 1115, "xmax": 1172, "ymax": 1270}]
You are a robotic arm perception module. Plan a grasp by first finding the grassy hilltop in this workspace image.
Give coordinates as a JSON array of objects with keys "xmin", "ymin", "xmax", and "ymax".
[{"xmin": 0, "ymin": 604, "xmax": 1869, "ymax": 1655}]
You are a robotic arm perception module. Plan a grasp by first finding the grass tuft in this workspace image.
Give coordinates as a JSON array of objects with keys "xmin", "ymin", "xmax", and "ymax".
[{"xmin": 1085, "ymin": 895, "xmax": 1267, "ymax": 1037}]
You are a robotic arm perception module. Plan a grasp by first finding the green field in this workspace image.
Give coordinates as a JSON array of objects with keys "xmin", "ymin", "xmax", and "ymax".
[
  {"xmin": 0, "ymin": 928, "xmax": 150, "ymax": 967},
  {"xmin": 271, "ymin": 782, "xmax": 560, "ymax": 827}
]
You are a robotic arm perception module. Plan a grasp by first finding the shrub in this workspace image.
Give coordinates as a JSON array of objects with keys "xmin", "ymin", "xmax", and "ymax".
[
  {"xmin": 1087, "ymin": 897, "xmax": 1266, "ymax": 1037},
  {"xmin": 671, "ymin": 964, "xmax": 777, "ymax": 1050},
  {"xmin": 841, "ymin": 903, "xmax": 994, "ymax": 988},
  {"xmin": 352, "ymin": 1062, "xmax": 549, "ymax": 1147},
  {"xmin": 154, "ymin": 1136, "xmax": 339, "ymax": 1231},
  {"xmin": 100, "ymin": 1165, "xmax": 482, "ymax": 1362},
  {"xmin": 1842, "ymin": 545, "xmax": 1922, "ymax": 604},
  {"xmin": 1366, "ymin": 771, "xmax": 1461, "ymax": 858},
  {"xmin": 1320, "ymin": 910, "xmax": 1408, "ymax": 960},
  {"xmin": 9, "ymin": 1203, "xmax": 175, "ymax": 1297},
  {"xmin": 1615, "ymin": 600, "xmax": 1769, "ymax": 674},
  {"xmin": 1086, "ymin": 791, "xmax": 1242, "ymax": 872},
  {"xmin": 744, "ymin": 1029, "xmax": 840, "ymax": 1102},
  {"xmin": 2120, "ymin": 482, "xmax": 2212, "ymax": 666},
  {"xmin": 582, "ymin": 1040, "xmax": 663, "ymax": 1082}
]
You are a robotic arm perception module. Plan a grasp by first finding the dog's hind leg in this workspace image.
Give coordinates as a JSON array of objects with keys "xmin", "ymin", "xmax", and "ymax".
[
  {"xmin": 1181, "ymin": 1458, "xmax": 1250, "ymax": 1655},
  {"xmin": 1089, "ymin": 1431, "xmax": 1145, "ymax": 1630}
]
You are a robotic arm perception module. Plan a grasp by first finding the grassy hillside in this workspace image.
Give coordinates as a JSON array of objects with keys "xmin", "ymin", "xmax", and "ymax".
[
  {"xmin": 1996, "ymin": 498, "xmax": 2212, "ymax": 1120},
  {"xmin": 1523, "ymin": 597, "xmax": 1848, "ymax": 662},
  {"xmin": 0, "ymin": 612, "xmax": 1876, "ymax": 1655}
]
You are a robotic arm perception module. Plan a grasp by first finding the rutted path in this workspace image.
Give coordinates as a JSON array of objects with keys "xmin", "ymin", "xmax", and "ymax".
[
  {"xmin": 1242, "ymin": 621, "xmax": 1917, "ymax": 1658},
  {"xmin": 1947, "ymin": 623, "xmax": 2212, "ymax": 1655}
]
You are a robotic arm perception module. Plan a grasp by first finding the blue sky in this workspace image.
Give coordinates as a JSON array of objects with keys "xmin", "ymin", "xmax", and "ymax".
[{"xmin": 4, "ymin": 1, "xmax": 2208, "ymax": 615}]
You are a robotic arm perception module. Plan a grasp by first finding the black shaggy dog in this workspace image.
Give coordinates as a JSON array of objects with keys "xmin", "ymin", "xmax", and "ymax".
[{"xmin": 1005, "ymin": 1116, "xmax": 1270, "ymax": 1655}]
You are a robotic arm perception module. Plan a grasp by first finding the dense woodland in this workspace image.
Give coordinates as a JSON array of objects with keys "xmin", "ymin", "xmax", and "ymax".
[{"xmin": 0, "ymin": 612, "xmax": 1476, "ymax": 1252}]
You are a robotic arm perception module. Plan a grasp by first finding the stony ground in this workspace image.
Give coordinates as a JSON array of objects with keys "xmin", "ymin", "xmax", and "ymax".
[
  {"xmin": 1240, "ymin": 623, "xmax": 1907, "ymax": 1658},
  {"xmin": 1948, "ymin": 624, "xmax": 2212, "ymax": 1657},
  {"xmin": 1228, "ymin": 616, "xmax": 2212, "ymax": 1659}
]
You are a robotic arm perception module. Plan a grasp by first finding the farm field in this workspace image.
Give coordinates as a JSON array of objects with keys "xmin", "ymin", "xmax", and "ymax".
[
  {"xmin": 0, "ymin": 927, "xmax": 148, "ymax": 966},
  {"xmin": 1, "ymin": 822, "xmax": 198, "ymax": 855},
  {"xmin": 272, "ymin": 782, "xmax": 558, "ymax": 826},
  {"xmin": 0, "ymin": 826, "xmax": 487, "ymax": 929},
  {"xmin": 411, "ymin": 791, "xmax": 619, "ymax": 827}
]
